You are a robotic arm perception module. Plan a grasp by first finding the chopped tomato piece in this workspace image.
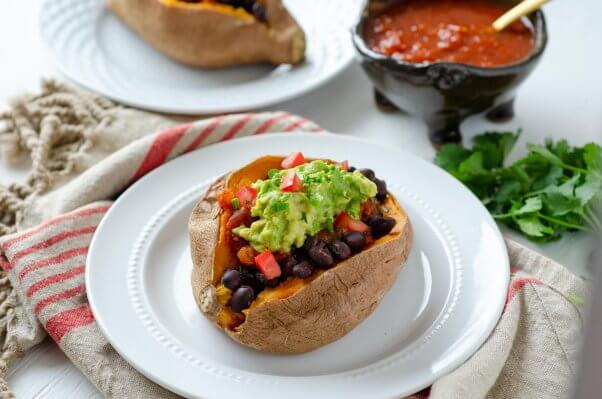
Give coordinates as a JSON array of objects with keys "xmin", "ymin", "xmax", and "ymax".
[
  {"xmin": 280, "ymin": 172, "xmax": 302, "ymax": 192},
  {"xmin": 340, "ymin": 160, "xmax": 350, "ymax": 171},
  {"xmin": 237, "ymin": 246, "xmax": 257, "ymax": 266},
  {"xmin": 281, "ymin": 152, "xmax": 306, "ymax": 169},
  {"xmin": 254, "ymin": 250, "xmax": 282, "ymax": 280},
  {"xmin": 217, "ymin": 189, "xmax": 235, "ymax": 211},
  {"xmin": 226, "ymin": 208, "xmax": 250, "ymax": 229},
  {"xmin": 335, "ymin": 211, "xmax": 369, "ymax": 233},
  {"xmin": 236, "ymin": 186, "xmax": 257, "ymax": 208}
]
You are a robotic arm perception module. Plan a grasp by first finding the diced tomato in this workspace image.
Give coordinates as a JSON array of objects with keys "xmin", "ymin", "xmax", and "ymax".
[
  {"xmin": 254, "ymin": 250, "xmax": 282, "ymax": 280},
  {"xmin": 335, "ymin": 211, "xmax": 369, "ymax": 233},
  {"xmin": 226, "ymin": 208, "xmax": 250, "ymax": 229},
  {"xmin": 237, "ymin": 246, "xmax": 257, "ymax": 266},
  {"xmin": 340, "ymin": 160, "xmax": 349, "ymax": 171},
  {"xmin": 217, "ymin": 189, "xmax": 235, "ymax": 211},
  {"xmin": 280, "ymin": 172, "xmax": 302, "ymax": 192},
  {"xmin": 236, "ymin": 186, "xmax": 257, "ymax": 208},
  {"xmin": 281, "ymin": 152, "xmax": 306, "ymax": 169}
]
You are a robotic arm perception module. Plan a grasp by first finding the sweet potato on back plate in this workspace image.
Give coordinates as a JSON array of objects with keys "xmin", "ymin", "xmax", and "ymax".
[
  {"xmin": 189, "ymin": 156, "xmax": 412, "ymax": 353},
  {"xmin": 107, "ymin": 0, "xmax": 306, "ymax": 67}
]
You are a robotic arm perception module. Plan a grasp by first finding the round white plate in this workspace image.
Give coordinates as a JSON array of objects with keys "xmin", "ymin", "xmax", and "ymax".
[
  {"xmin": 39, "ymin": 0, "xmax": 362, "ymax": 114},
  {"xmin": 86, "ymin": 133, "xmax": 509, "ymax": 399}
]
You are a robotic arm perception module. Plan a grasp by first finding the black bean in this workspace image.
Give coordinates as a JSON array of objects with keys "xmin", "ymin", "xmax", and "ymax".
[
  {"xmin": 239, "ymin": 267, "xmax": 264, "ymax": 295},
  {"xmin": 368, "ymin": 215, "xmax": 397, "ymax": 238},
  {"xmin": 281, "ymin": 256, "xmax": 296, "ymax": 277},
  {"xmin": 292, "ymin": 260, "xmax": 314, "ymax": 278},
  {"xmin": 221, "ymin": 269, "xmax": 241, "ymax": 291},
  {"xmin": 374, "ymin": 178, "xmax": 388, "ymax": 201},
  {"xmin": 230, "ymin": 286, "xmax": 255, "ymax": 312},
  {"xmin": 342, "ymin": 231, "xmax": 366, "ymax": 252},
  {"xmin": 292, "ymin": 246, "xmax": 309, "ymax": 261},
  {"xmin": 360, "ymin": 168, "xmax": 376, "ymax": 181},
  {"xmin": 256, "ymin": 271, "xmax": 280, "ymax": 287},
  {"xmin": 308, "ymin": 240, "xmax": 334, "ymax": 268},
  {"xmin": 348, "ymin": 166, "xmax": 357, "ymax": 172},
  {"xmin": 304, "ymin": 236, "xmax": 319, "ymax": 251},
  {"xmin": 329, "ymin": 240, "xmax": 352, "ymax": 260},
  {"xmin": 251, "ymin": 3, "xmax": 267, "ymax": 21}
]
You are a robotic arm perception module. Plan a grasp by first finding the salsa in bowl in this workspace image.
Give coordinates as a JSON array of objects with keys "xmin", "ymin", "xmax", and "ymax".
[{"xmin": 353, "ymin": 0, "xmax": 547, "ymax": 145}]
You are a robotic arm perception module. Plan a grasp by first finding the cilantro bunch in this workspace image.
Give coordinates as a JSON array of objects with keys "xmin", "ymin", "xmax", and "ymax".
[{"xmin": 435, "ymin": 132, "xmax": 602, "ymax": 242}]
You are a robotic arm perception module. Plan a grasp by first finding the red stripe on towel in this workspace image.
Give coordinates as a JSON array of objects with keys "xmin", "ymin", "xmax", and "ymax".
[
  {"xmin": 130, "ymin": 123, "xmax": 191, "ymax": 182},
  {"xmin": 35, "ymin": 285, "xmax": 86, "ymax": 315},
  {"xmin": 45, "ymin": 304, "xmax": 95, "ymax": 343},
  {"xmin": 254, "ymin": 113, "xmax": 291, "ymax": 134},
  {"xmin": 283, "ymin": 118, "xmax": 309, "ymax": 132},
  {"xmin": 12, "ymin": 226, "xmax": 96, "ymax": 263},
  {"xmin": 220, "ymin": 114, "xmax": 256, "ymax": 141},
  {"xmin": 1, "ymin": 256, "xmax": 11, "ymax": 272},
  {"xmin": 27, "ymin": 266, "xmax": 86, "ymax": 298},
  {"xmin": 1, "ymin": 205, "xmax": 109, "ymax": 252},
  {"xmin": 19, "ymin": 246, "xmax": 89, "ymax": 280},
  {"xmin": 505, "ymin": 277, "xmax": 544, "ymax": 307},
  {"xmin": 183, "ymin": 116, "xmax": 225, "ymax": 153}
]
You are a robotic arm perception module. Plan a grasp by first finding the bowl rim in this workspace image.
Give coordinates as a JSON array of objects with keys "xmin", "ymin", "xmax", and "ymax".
[{"xmin": 352, "ymin": 4, "xmax": 548, "ymax": 74}]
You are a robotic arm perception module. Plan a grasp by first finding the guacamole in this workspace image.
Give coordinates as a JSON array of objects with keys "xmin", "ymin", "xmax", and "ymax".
[{"xmin": 233, "ymin": 160, "xmax": 377, "ymax": 252}]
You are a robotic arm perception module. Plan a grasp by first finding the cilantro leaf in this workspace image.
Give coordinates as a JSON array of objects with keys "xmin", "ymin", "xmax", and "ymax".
[
  {"xmin": 516, "ymin": 197, "xmax": 543, "ymax": 215},
  {"xmin": 495, "ymin": 179, "xmax": 522, "ymax": 204},
  {"xmin": 527, "ymin": 144, "xmax": 564, "ymax": 166},
  {"xmin": 434, "ymin": 143, "xmax": 471, "ymax": 173},
  {"xmin": 517, "ymin": 216, "xmax": 554, "ymax": 238},
  {"xmin": 542, "ymin": 187, "xmax": 582, "ymax": 216},
  {"xmin": 583, "ymin": 143, "xmax": 602, "ymax": 173},
  {"xmin": 531, "ymin": 165, "xmax": 563, "ymax": 191},
  {"xmin": 576, "ymin": 173, "xmax": 602, "ymax": 205},
  {"xmin": 472, "ymin": 131, "xmax": 519, "ymax": 169},
  {"xmin": 435, "ymin": 132, "xmax": 602, "ymax": 243}
]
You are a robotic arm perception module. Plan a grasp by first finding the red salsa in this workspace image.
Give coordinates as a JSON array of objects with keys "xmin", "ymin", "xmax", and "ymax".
[{"xmin": 365, "ymin": 0, "xmax": 535, "ymax": 67}]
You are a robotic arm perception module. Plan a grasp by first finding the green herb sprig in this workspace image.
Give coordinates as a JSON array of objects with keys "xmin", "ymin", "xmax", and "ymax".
[{"xmin": 435, "ymin": 132, "xmax": 602, "ymax": 242}]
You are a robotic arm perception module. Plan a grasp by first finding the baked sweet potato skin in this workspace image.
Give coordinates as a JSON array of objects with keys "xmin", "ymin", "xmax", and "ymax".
[
  {"xmin": 189, "ymin": 156, "xmax": 412, "ymax": 353},
  {"xmin": 107, "ymin": 0, "xmax": 306, "ymax": 67}
]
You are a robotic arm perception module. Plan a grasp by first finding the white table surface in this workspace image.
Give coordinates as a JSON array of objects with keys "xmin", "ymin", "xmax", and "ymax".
[{"xmin": 1, "ymin": 0, "xmax": 601, "ymax": 397}]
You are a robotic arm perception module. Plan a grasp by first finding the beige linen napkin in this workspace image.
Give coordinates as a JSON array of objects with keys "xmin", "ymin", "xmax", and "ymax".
[{"xmin": 0, "ymin": 81, "xmax": 590, "ymax": 398}]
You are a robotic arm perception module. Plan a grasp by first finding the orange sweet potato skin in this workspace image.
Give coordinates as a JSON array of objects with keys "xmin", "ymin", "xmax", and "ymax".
[
  {"xmin": 189, "ymin": 156, "xmax": 412, "ymax": 353},
  {"xmin": 107, "ymin": 0, "xmax": 306, "ymax": 67}
]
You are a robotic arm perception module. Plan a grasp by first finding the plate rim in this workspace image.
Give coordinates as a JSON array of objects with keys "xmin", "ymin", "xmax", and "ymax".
[
  {"xmin": 86, "ymin": 132, "xmax": 510, "ymax": 398},
  {"xmin": 39, "ymin": 0, "xmax": 359, "ymax": 114}
]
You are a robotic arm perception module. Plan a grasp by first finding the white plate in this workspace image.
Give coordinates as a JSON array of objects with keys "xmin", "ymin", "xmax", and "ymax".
[
  {"xmin": 39, "ymin": 0, "xmax": 362, "ymax": 114},
  {"xmin": 86, "ymin": 133, "xmax": 509, "ymax": 399}
]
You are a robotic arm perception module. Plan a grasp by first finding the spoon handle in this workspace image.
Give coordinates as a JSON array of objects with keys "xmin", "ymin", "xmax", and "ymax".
[{"xmin": 493, "ymin": 0, "xmax": 550, "ymax": 31}]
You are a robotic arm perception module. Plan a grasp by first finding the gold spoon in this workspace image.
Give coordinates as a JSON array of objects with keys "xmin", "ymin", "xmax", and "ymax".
[{"xmin": 493, "ymin": 0, "xmax": 550, "ymax": 31}]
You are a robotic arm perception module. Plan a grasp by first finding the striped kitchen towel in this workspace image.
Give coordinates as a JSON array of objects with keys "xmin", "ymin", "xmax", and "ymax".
[{"xmin": 0, "ymin": 81, "xmax": 590, "ymax": 398}]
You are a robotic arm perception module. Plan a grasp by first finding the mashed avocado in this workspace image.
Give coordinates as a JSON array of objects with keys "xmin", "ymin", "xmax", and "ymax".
[{"xmin": 233, "ymin": 160, "xmax": 377, "ymax": 253}]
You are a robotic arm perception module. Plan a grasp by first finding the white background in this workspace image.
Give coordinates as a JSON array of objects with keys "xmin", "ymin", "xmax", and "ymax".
[{"xmin": 0, "ymin": 0, "xmax": 600, "ymax": 397}]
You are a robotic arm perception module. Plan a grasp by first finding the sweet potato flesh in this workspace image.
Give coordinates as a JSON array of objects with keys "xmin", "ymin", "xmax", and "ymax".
[
  {"xmin": 161, "ymin": 0, "xmax": 255, "ymax": 21},
  {"xmin": 213, "ymin": 156, "xmax": 406, "ymax": 330}
]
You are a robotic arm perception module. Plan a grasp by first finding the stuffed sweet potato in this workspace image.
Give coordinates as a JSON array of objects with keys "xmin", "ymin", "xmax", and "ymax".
[
  {"xmin": 189, "ymin": 153, "xmax": 412, "ymax": 353},
  {"xmin": 107, "ymin": 0, "xmax": 306, "ymax": 67}
]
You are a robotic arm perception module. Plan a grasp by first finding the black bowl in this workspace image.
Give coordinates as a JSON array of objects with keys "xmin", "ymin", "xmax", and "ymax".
[{"xmin": 352, "ymin": 0, "xmax": 548, "ymax": 146}]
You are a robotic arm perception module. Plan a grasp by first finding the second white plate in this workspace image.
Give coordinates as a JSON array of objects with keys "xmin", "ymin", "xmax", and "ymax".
[
  {"xmin": 87, "ymin": 133, "xmax": 509, "ymax": 399},
  {"xmin": 40, "ymin": 0, "xmax": 362, "ymax": 114}
]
